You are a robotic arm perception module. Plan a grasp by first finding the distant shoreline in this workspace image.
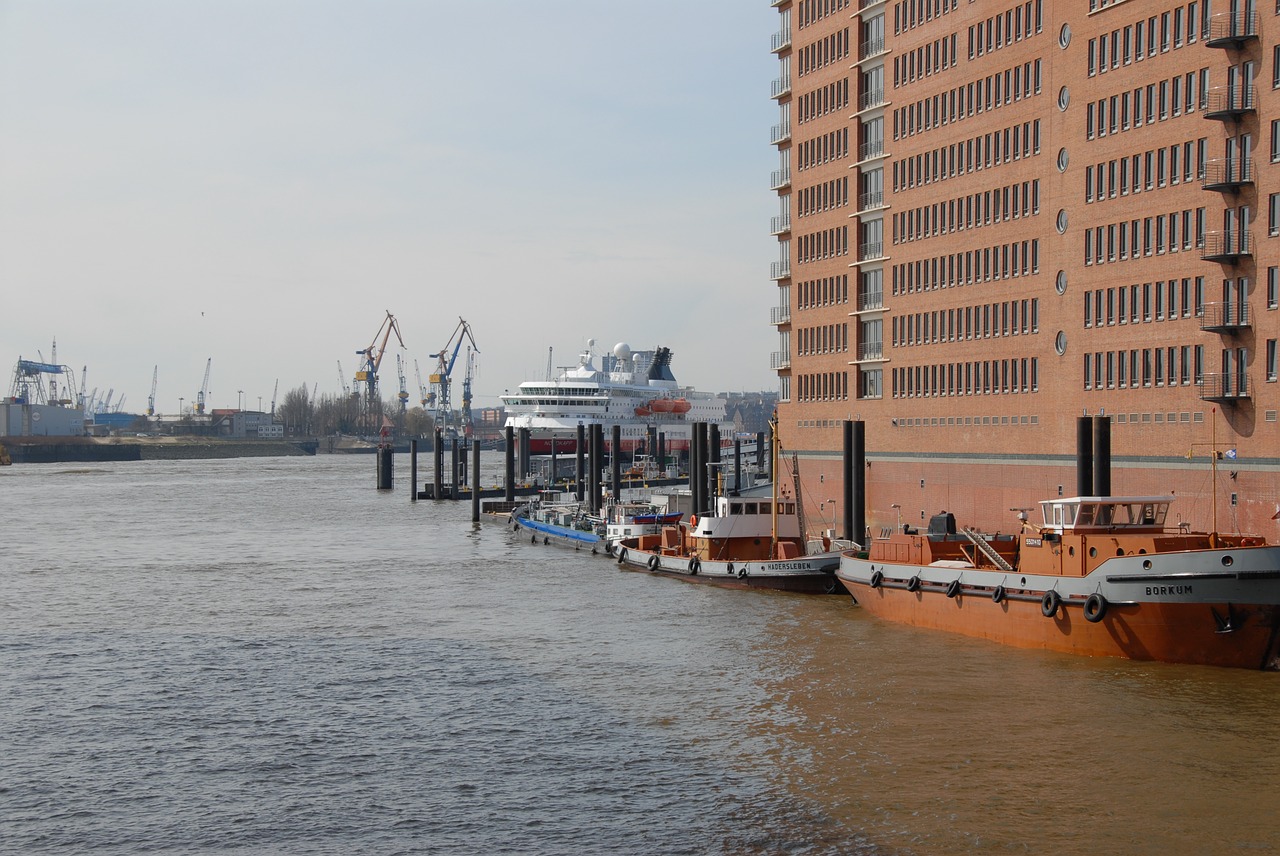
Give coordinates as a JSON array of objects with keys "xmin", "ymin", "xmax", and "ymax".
[{"xmin": 1, "ymin": 436, "xmax": 320, "ymax": 463}]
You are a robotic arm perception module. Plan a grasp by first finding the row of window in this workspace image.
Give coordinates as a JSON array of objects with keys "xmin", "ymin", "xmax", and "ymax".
[
  {"xmin": 797, "ymin": 27, "xmax": 849, "ymax": 78},
  {"xmin": 797, "ymin": 77, "xmax": 849, "ymax": 125},
  {"xmin": 890, "ymin": 240, "xmax": 1042, "ymax": 294},
  {"xmin": 796, "ymin": 176, "xmax": 849, "ymax": 219},
  {"xmin": 797, "ymin": 323, "xmax": 849, "ymax": 356},
  {"xmin": 892, "ymin": 299, "xmax": 1041, "ymax": 349},
  {"xmin": 795, "ymin": 127, "xmax": 848, "ymax": 172},
  {"xmin": 892, "ymin": 33, "xmax": 958, "ymax": 88},
  {"xmin": 1084, "ymin": 139, "xmax": 1207, "ymax": 203},
  {"xmin": 1083, "ymin": 209, "xmax": 1207, "ymax": 267},
  {"xmin": 1083, "ymin": 278, "xmax": 1206, "ymax": 328},
  {"xmin": 893, "ymin": 60, "xmax": 1043, "ymax": 141},
  {"xmin": 796, "ymin": 0, "xmax": 850, "ymax": 31},
  {"xmin": 892, "ymin": 180, "xmax": 1040, "ymax": 245},
  {"xmin": 796, "ymin": 371, "xmax": 849, "ymax": 402},
  {"xmin": 796, "ymin": 274, "xmax": 850, "ymax": 311},
  {"xmin": 1087, "ymin": 4, "xmax": 1204, "ymax": 77},
  {"xmin": 1085, "ymin": 70, "xmax": 1209, "ymax": 139},
  {"xmin": 892, "ymin": 0, "xmax": 959, "ymax": 35},
  {"xmin": 966, "ymin": 2, "xmax": 1044, "ymax": 60},
  {"xmin": 891, "ymin": 120, "xmax": 1041, "ymax": 192},
  {"xmin": 892, "ymin": 359, "xmax": 1041, "ymax": 398},
  {"xmin": 1082, "ymin": 347, "xmax": 1205, "ymax": 391},
  {"xmin": 796, "ymin": 225, "xmax": 849, "ymax": 265}
]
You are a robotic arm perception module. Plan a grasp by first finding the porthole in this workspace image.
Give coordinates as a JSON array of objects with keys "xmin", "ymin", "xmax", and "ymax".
[
  {"xmin": 1055, "ymin": 271, "xmax": 1068, "ymax": 294},
  {"xmin": 1055, "ymin": 331, "xmax": 1068, "ymax": 355},
  {"xmin": 1089, "ymin": 547, "xmax": 1097, "ymax": 558},
  {"xmin": 1058, "ymin": 86, "xmax": 1070, "ymax": 111},
  {"xmin": 1056, "ymin": 210, "xmax": 1069, "ymax": 233},
  {"xmin": 1059, "ymin": 23, "xmax": 1072, "ymax": 48},
  {"xmin": 1057, "ymin": 148, "xmax": 1069, "ymax": 172},
  {"xmin": 1143, "ymin": 559, "xmax": 1153, "ymax": 569},
  {"xmin": 1222, "ymin": 555, "xmax": 1234, "ymax": 567}
]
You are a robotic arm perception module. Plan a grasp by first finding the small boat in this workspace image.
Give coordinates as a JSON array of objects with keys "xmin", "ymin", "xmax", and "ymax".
[
  {"xmin": 511, "ymin": 491, "xmax": 681, "ymax": 555},
  {"xmin": 611, "ymin": 421, "xmax": 849, "ymax": 594},
  {"xmin": 837, "ymin": 497, "xmax": 1280, "ymax": 670},
  {"xmin": 648, "ymin": 398, "xmax": 676, "ymax": 413}
]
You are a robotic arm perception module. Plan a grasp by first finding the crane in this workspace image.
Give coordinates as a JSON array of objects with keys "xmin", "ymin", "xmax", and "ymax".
[
  {"xmin": 395, "ymin": 354, "xmax": 409, "ymax": 413},
  {"xmin": 146, "ymin": 366, "xmax": 158, "ymax": 416},
  {"xmin": 195, "ymin": 358, "xmax": 211, "ymax": 415},
  {"xmin": 270, "ymin": 379, "xmax": 279, "ymax": 415},
  {"xmin": 337, "ymin": 361, "xmax": 352, "ymax": 398},
  {"xmin": 354, "ymin": 310, "xmax": 406, "ymax": 411},
  {"xmin": 460, "ymin": 345, "xmax": 477, "ymax": 436},
  {"xmin": 429, "ymin": 317, "xmax": 479, "ymax": 436},
  {"xmin": 414, "ymin": 360, "xmax": 433, "ymax": 408}
]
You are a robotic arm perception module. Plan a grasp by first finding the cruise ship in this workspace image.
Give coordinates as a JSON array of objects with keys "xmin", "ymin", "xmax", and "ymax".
[{"xmin": 500, "ymin": 340, "xmax": 730, "ymax": 453}]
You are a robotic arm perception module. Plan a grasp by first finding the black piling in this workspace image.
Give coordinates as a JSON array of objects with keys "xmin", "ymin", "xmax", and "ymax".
[
  {"xmin": 518, "ymin": 427, "xmax": 530, "ymax": 481},
  {"xmin": 377, "ymin": 445, "xmax": 393, "ymax": 490},
  {"xmin": 733, "ymin": 438, "xmax": 742, "ymax": 493},
  {"xmin": 575, "ymin": 424, "xmax": 586, "ymax": 501},
  {"xmin": 551, "ymin": 438, "xmax": 559, "ymax": 488},
  {"xmin": 590, "ymin": 424, "xmax": 604, "ymax": 515},
  {"xmin": 610, "ymin": 424, "xmax": 621, "ymax": 499},
  {"xmin": 410, "ymin": 439, "xmax": 418, "ymax": 502},
  {"xmin": 846, "ymin": 420, "xmax": 865, "ymax": 546},
  {"xmin": 1093, "ymin": 415, "xmax": 1111, "ymax": 498},
  {"xmin": 471, "ymin": 438, "xmax": 481, "ymax": 521},
  {"xmin": 708, "ymin": 423, "xmax": 721, "ymax": 503},
  {"xmin": 1076, "ymin": 416, "xmax": 1093, "ymax": 497},
  {"xmin": 657, "ymin": 432, "xmax": 666, "ymax": 476},
  {"xmin": 450, "ymin": 438, "xmax": 460, "ymax": 500},
  {"xmin": 504, "ymin": 425, "xmax": 515, "ymax": 502},
  {"xmin": 758, "ymin": 430, "xmax": 769, "ymax": 482},
  {"xmin": 689, "ymin": 423, "xmax": 701, "ymax": 513},
  {"xmin": 433, "ymin": 428, "xmax": 443, "ymax": 501}
]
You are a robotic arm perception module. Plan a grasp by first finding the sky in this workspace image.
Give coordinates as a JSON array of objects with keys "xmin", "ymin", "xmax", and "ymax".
[{"xmin": 0, "ymin": 1, "xmax": 783, "ymax": 415}]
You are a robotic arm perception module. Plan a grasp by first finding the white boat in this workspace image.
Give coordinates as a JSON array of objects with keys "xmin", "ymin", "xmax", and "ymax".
[{"xmin": 500, "ymin": 340, "xmax": 731, "ymax": 453}]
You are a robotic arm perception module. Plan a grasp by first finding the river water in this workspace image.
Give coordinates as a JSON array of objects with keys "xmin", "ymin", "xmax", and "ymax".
[{"xmin": 2, "ymin": 453, "xmax": 1278, "ymax": 855}]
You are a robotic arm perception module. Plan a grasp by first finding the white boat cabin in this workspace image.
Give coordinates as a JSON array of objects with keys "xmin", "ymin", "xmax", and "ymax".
[
  {"xmin": 694, "ymin": 494, "xmax": 801, "ymax": 540},
  {"xmin": 1038, "ymin": 496, "xmax": 1172, "ymax": 534}
]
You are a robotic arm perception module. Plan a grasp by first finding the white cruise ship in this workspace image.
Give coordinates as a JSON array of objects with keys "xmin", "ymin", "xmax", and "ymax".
[{"xmin": 501, "ymin": 340, "xmax": 730, "ymax": 453}]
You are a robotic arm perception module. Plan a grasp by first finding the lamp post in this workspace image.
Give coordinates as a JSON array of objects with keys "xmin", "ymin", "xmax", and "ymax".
[
  {"xmin": 891, "ymin": 502, "xmax": 902, "ymax": 532},
  {"xmin": 238, "ymin": 389, "xmax": 244, "ymax": 411}
]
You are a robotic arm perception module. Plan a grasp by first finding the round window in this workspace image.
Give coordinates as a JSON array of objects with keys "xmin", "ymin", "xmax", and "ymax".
[
  {"xmin": 1056, "ymin": 271, "xmax": 1068, "ymax": 294},
  {"xmin": 1059, "ymin": 23, "xmax": 1072, "ymax": 48},
  {"xmin": 1055, "ymin": 331, "xmax": 1068, "ymax": 355},
  {"xmin": 1058, "ymin": 86, "xmax": 1070, "ymax": 111},
  {"xmin": 1056, "ymin": 210, "xmax": 1069, "ymax": 234},
  {"xmin": 1057, "ymin": 148, "xmax": 1069, "ymax": 172}
]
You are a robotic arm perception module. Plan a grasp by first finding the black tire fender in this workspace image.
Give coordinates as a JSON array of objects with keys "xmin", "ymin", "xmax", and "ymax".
[
  {"xmin": 869, "ymin": 570, "xmax": 884, "ymax": 588},
  {"xmin": 1084, "ymin": 592, "xmax": 1108, "ymax": 623},
  {"xmin": 1041, "ymin": 589, "xmax": 1061, "ymax": 618},
  {"xmin": 906, "ymin": 575, "xmax": 921, "ymax": 593},
  {"xmin": 992, "ymin": 585, "xmax": 1006, "ymax": 603},
  {"xmin": 647, "ymin": 554, "xmax": 660, "ymax": 571},
  {"xmin": 688, "ymin": 557, "xmax": 700, "ymax": 575},
  {"xmin": 945, "ymin": 579, "xmax": 961, "ymax": 599}
]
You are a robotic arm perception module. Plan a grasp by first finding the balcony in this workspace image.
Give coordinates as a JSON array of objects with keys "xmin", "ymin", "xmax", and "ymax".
[
  {"xmin": 1203, "ymin": 86, "xmax": 1256, "ymax": 120},
  {"xmin": 857, "ymin": 140, "xmax": 885, "ymax": 162},
  {"xmin": 770, "ymin": 214, "xmax": 792, "ymax": 235},
  {"xmin": 857, "ymin": 190, "xmax": 884, "ymax": 213},
  {"xmin": 771, "ymin": 76, "xmax": 792, "ymax": 99},
  {"xmin": 1198, "ymin": 372, "xmax": 1250, "ymax": 403},
  {"xmin": 770, "ymin": 167, "xmax": 792, "ymax": 190},
  {"xmin": 1199, "ymin": 301, "xmax": 1251, "ymax": 332},
  {"xmin": 1201, "ymin": 231, "xmax": 1253, "ymax": 262},
  {"xmin": 857, "ymin": 289, "xmax": 884, "ymax": 312},
  {"xmin": 858, "ymin": 88, "xmax": 886, "ymax": 112},
  {"xmin": 770, "ymin": 121, "xmax": 792, "ymax": 145},
  {"xmin": 1201, "ymin": 157, "xmax": 1254, "ymax": 191},
  {"xmin": 771, "ymin": 28, "xmax": 792, "ymax": 53},
  {"xmin": 770, "ymin": 259, "xmax": 791, "ymax": 280},
  {"xmin": 859, "ymin": 37, "xmax": 886, "ymax": 62},
  {"xmin": 858, "ymin": 241, "xmax": 885, "ymax": 263},
  {"xmin": 1204, "ymin": 11, "xmax": 1258, "ymax": 47},
  {"xmin": 857, "ymin": 342, "xmax": 884, "ymax": 361},
  {"xmin": 770, "ymin": 351, "xmax": 792, "ymax": 370},
  {"xmin": 770, "ymin": 305, "xmax": 791, "ymax": 326}
]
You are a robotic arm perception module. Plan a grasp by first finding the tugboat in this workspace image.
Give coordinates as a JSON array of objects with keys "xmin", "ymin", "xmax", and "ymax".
[{"xmin": 837, "ymin": 498, "xmax": 1280, "ymax": 670}]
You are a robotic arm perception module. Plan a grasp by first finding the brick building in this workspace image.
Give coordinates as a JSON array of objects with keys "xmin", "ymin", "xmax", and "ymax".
[{"xmin": 769, "ymin": 0, "xmax": 1280, "ymax": 536}]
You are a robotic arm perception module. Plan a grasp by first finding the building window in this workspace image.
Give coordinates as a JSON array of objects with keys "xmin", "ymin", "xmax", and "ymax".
[
  {"xmin": 1269, "ymin": 266, "xmax": 1279, "ymax": 309},
  {"xmin": 1268, "ymin": 340, "xmax": 1279, "ymax": 382}
]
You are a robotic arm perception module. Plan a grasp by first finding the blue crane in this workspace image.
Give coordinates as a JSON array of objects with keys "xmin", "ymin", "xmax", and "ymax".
[{"xmin": 429, "ymin": 317, "xmax": 478, "ymax": 436}]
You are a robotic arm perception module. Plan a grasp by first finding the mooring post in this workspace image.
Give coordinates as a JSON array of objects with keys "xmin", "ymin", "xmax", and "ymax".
[
  {"xmin": 847, "ymin": 420, "xmax": 865, "ymax": 546},
  {"xmin": 434, "ymin": 428, "xmax": 443, "ymax": 501},
  {"xmin": 657, "ymin": 431, "xmax": 666, "ymax": 477},
  {"xmin": 410, "ymin": 439, "xmax": 418, "ymax": 502},
  {"xmin": 471, "ymin": 437, "xmax": 481, "ymax": 521},
  {"xmin": 504, "ymin": 425, "xmax": 515, "ymax": 502},
  {"xmin": 575, "ymin": 423, "xmax": 585, "ymax": 501},
  {"xmin": 551, "ymin": 438, "xmax": 559, "ymax": 488},
  {"xmin": 733, "ymin": 438, "xmax": 742, "ymax": 492},
  {"xmin": 1077, "ymin": 416, "xmax": 1093, "ymax": 497},
  {"xmin": 708, "ymin": 423, "xmax": 721, "ymax": 504},
  {"xmin": 377, "ymin": 445, "xmax": 393, "ymax": 490},
  {"xmin": 450, "ymin": 437, "xmax": 460, "ymax": 500},
  {"xmin": 1093, "ymin": 414, "xmax": 1111, "ymax": 498},
  {"xmin": 611, "ymin": 424, "xmax": 621, "ymax": 500}
]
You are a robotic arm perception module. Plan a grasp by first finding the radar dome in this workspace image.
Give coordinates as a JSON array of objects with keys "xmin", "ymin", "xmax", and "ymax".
[{"xmin": 613, "ymin": 342, "xmax": 632, "ymax": 362}]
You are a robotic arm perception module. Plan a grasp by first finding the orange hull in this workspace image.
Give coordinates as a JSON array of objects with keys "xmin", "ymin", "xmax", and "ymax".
[{"xmin": 842, "ymin": 581, "xmax": 1280, "ymax": 670}]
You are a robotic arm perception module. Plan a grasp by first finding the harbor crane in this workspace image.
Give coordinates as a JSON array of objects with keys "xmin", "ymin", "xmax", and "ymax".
[
  {"xmin": 429, "ymin": 317, "xmax": 479, "ymax": 436},
  {"xmin": 354, "ymin": 310, "xmax": 406, "ymax": 411},
  {"xmin": 414, "ymin": 360, "xmax": 433, "ymax": 408},
  {"xmin": 147, "ymin": 366, "xmax": 158, "ymax": 416},
  {"xmin": 195, "ymin": 358, "xmax": 211, "ymax": 415},
  {"xmin": 337, "ymin": 361, "xmax": 352, "ymax": 398},
  {"xmin": 395, "ymin": 354, "xmax": 409, "ymax": 413},
  {"xmin": 270, "ymin": 379, "xmax": 279, "ymax": 415}
]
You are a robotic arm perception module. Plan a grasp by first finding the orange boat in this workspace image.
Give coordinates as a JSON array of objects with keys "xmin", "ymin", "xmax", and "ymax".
[
  {"xmin": 648, "ymin": 398, "xmax": 676, "ymax": 413},
  {"xmin": 837, "ymin": 497, "xmax": 1280, "ymax": 670},
  {"xmin": 670, "ymin": 398, "xmax": 691, "ymax": 414}
]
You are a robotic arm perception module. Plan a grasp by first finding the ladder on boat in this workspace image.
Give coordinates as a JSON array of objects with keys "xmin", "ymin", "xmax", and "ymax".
[{"xmin": 961, "ymin": 526, "xmax": 1014, "ymax": 572}]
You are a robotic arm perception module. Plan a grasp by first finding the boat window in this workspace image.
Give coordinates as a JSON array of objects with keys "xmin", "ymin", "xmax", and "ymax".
[
  {"xmin": 730, "ymin": 503, "xmax": 743, "ymax": 515},
  {"xmin": 1094, "ymin": 504, "xmax": 1114, "ymax": 526},
  {"xmin": 784, "ymin": 502, "xmax": 795, "ymax": 515},
  {"xmin": 745, "ymin": 502, "xmax": 759, "ymax": 514},
  {"xmin": 758, "ymin": 502, "xmax": 772, "ymax": 514},
  {"xmin": 1076, "ymin": 505, "xmax": 1095, "ymax": 525},
  {"xmin": 1063, "ymin": 503, "xmax": 1078, "ymax": 526}
]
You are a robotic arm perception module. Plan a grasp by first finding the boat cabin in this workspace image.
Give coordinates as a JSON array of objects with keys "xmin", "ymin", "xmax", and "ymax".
[{"xmin": 1038, "ymin": 496, "xmax": 1172, "ymax": 534}]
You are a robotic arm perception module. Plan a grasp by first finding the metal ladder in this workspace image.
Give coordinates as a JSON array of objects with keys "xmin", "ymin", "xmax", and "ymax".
[{"xmin": 961, "ymin": 526, "xmax": 1014, "ymax": 572}]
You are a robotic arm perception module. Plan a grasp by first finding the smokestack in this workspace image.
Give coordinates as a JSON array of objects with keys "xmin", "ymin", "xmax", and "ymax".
[
  {"xmin": 1076, "ymin": 416, "xmax": 1093, "ymax": 497},
  {"xmin": 1093, "ymin": 415, "xmax": 1111, "ymax": 498}
]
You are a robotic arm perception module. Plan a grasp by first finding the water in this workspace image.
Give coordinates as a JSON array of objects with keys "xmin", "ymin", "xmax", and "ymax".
[{"xmin": 2, "ymin": 454, "xmax": 1278, "ymax": 854}]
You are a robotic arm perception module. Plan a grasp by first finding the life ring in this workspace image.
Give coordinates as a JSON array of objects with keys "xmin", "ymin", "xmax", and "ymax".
[
  {"xmin": 1084, "ymin": 592, "xmax": 1108, "ymax": 623},
  {"xmin": 870, "ymin": 570, "xmax": 884, "ymax": 588},
  {"xmin": 1241, "ymin": 537, "xmax": 1262, "ymax": 547},
  {"xmin": 647, "ymin": 554, "xmax": 660, "ymax": 571},
  {"xmin": 906, "ymin": 576, "xmax": 921, "ymax": 593},
  {"xmin": 992, "ymin": 585, "xmax": 1006, "ymax": 603},
  {"xmin": 1041, "ymin": 590, "xmax": 1061, "ymax": 618},
  {"xmin": 688, "ymin": 557, "xmax": 700, "ymax": 575},
  {"xmin": 945, "ymin": 579, "xmax": 961, "ymax": 599},
  {"xmin": 726, "ymin": 562, "xmax": 735, "ymax": 575},
  {"xmin": 690, "ymin": 515, "xmax": 698, "ymax": 528},
  {"xmin": 738, "ymin": 566, "xmax": 747, "ymax": 578},
  {"xmin": 617, "ymin": 547, "xmax": 628, "ymax": 564}
]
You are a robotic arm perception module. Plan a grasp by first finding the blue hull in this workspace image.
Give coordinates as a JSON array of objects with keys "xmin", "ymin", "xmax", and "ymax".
[{"xmin": 514, "ymin": 515, "xmax": 602, "ymax": 548}]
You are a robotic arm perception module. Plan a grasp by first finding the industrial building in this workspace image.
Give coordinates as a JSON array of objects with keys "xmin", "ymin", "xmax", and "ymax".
[{"xmin": 768, "ymin": 0, "xmax": 1280, "ymax": 535}]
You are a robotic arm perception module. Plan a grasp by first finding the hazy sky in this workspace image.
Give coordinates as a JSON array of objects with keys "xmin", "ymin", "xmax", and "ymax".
[{"xmin": 1, "ymin": 1, "xmax": 782, "ymax": 415}]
